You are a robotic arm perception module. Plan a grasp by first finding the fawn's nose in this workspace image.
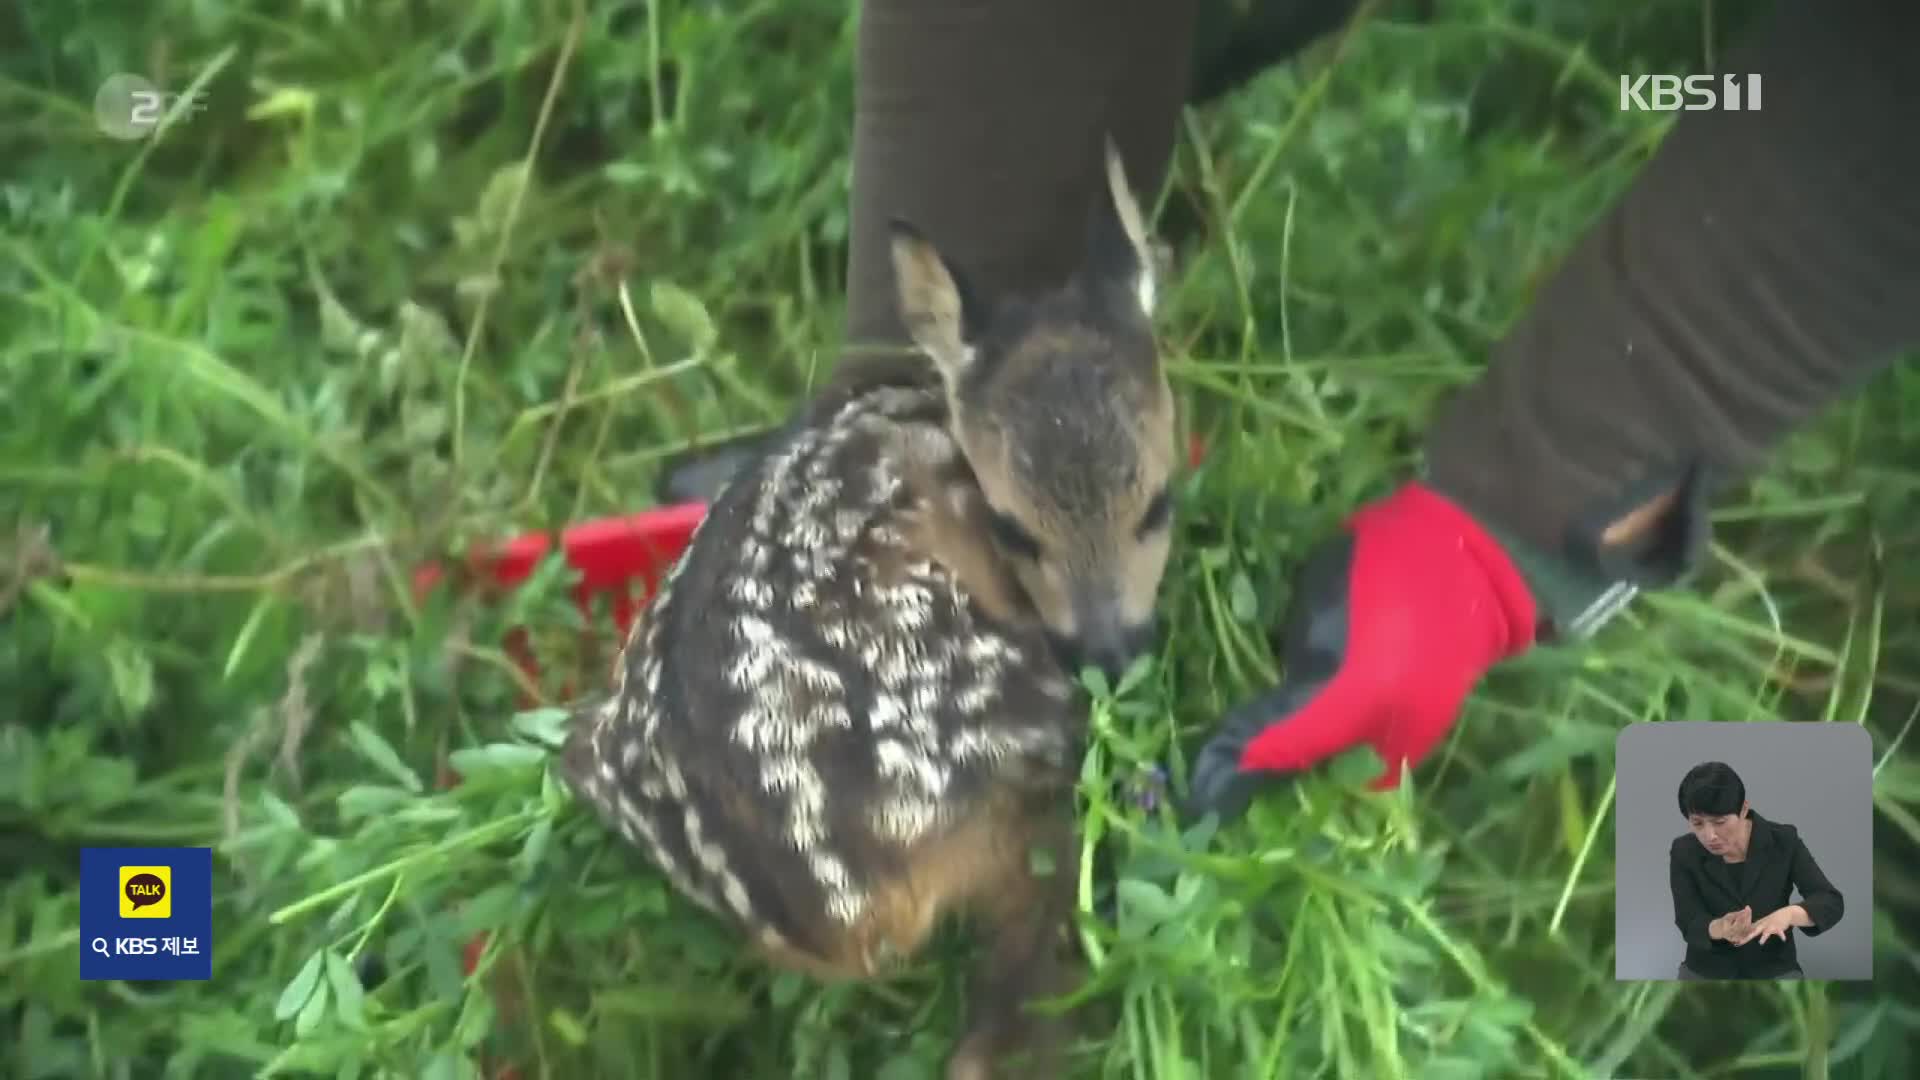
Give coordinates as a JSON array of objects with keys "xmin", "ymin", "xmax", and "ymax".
[{"xmin": 1052, "ymin": 610, "xmax": 1157, "ymax": 685}]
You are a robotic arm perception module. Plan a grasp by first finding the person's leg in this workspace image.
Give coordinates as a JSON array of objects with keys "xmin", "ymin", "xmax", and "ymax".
[
  {"xmin": 1187, "ymin": 0, "xmax": 1364, "ymax": 107},
  {"xmin": 841, "ymin": 0, "xmax": 1200, "ymax": 353},
  {"xmin": 655, "ymin": 0, "xmax": 1203, "ymax": 505}
]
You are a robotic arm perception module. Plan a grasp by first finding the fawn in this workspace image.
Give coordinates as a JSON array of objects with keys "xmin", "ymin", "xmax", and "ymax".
[{"xmin": 560, "ymin": 138, "xmax": 1178, "ymax": 1079}]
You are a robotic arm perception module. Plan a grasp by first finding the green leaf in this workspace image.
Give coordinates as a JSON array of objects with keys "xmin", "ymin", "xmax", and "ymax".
[
  {"xmin": 513, "ymin": 816, "xmax": 553, "ymax": 881},
  {"xmin": 324, "ymin": 950, "xmax": 367, "ymax": 1031},
  {"xmin": 593, "ymin": 986, "xmax": 756, "ymax": 1023},
  {"xmin": 1113, "ymin": 653, "xmax": 1155, "ymax": 696},
  {"xmin": 247, "ymin": 85, "xmax": 318, "ymax": 122},
  {"xmin": 475, "ymin": 162, "xmax": 529, "ymax": 238},
  {"xmin": 1229, "ymin": 570, "xmax": 1259, "ymax": 622},
  {"xmin": 1181, "ymin": 817, "xmax": 1219, "ymax": 853},
  {"xmin": 260, "ymin": 790, "xmax": 303, "ymax": 830},
  {"xmin": 293, "ymin": 973, "xmax": 330, "ymax": 1037},
  {"xmin": 875, "ymin": 1051, "xmax": 938, "ymax": 1080},
  {"xmin": 511, "ymin": 706, "xmax": 573, "ymax": 749},
  {"xmin": 395, "ymin": 800, "xmax": 464, "ymax": 826},
  {"xmin": 453, "ymin": 884, "xmax": 521, "ymax": 937},
  {"xmin": 651, "ymin": 280, "xmax": 718, "ymax": 352},
  {"xmin": 824, "ymin": 1043, "xmax": 853, "ymax": 1080},
  {"xmin": 1328, "ymin": 743, "xmax": 1387, "ymax": 788},
  {"xmin": 422, "ymin": 1052, "xmax": 469, "ymax": 1080},
  {"xmin": 448, "ymin": 742, "xmax": 546, "ymax": 782},
  {"xmin": 453, "ymin": 988, "xmax": 497, "ymax": 1050},
  {"xmin": 548, "ymin": 1007, "xmax": 589, "ymax": 1047},
  {"xmin": 1420, "ymin": 1056, "xmax": 1492, "ymax": 1080},
  {"xmin": 129, "ymin": 490, "xmax": 168, "ymax": 540},
  {"xmin": 1079, "ymin": 666, "xmax": 1112, "ymax": 699},
  {"xmin": 275, "ymin": 949, "xmax": 325, "ymax": 1021},
  {"xmin": 221, "ymin": 594, "xmax": 276, "ymax": 682},
  {"xmin": 346, "ymin": 722, "xmax": 423, "ymax": 792},
  {"xmin": 1117, "ymin": 877, "xmax": 1177, "ymax": 934},
  {"xmin": 104, "ymin": 637, "xmax": 156, "ymax": 717},
  {"xmin": 1557, "ymin": 770, "xmax": 1586, "ymax": 861},
  {"xmin": 1490, "ymin": 721, "xmax": 1618, "ymax": 782},
  {"xmin": 603, "ymin": 160, "xmax": 646, "ymax": 186},
  {"xmin": 768, "ymin": 971, "xmax": 808, "ymax": 1010},
  {"xmin": 336, "ymin": 784, "xmax": 417, "ymax": 822}
]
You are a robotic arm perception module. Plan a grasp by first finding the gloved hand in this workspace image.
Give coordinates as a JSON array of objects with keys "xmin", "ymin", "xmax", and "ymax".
[{"xmin": 1185, "ymin": 481, "xmax": 1543, "ymax": 821}]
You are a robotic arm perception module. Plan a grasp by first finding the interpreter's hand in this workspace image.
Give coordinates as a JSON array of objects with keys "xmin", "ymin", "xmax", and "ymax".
[
  {"xmin": 1734, "ymin": 905, "xmax": 1800, "ymax": 946},
  {"xmin": 1709, "ymin": 906, "xmax": 1753, "ymax": 943},
  {"xmin": 1185, "ymin": 482, "xmax": 1542, "ymax": 821}
]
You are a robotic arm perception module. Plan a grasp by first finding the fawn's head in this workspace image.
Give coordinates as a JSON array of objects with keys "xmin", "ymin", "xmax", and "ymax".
[{"xmin": 888, "ymin": 139, "xmax": 1178, "ymax": 683}]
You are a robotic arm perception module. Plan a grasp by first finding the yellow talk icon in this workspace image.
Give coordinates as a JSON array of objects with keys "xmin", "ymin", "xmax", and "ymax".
[{"xmin": 119, "ymin": 865, "xmax": 172, "ymax": 919}]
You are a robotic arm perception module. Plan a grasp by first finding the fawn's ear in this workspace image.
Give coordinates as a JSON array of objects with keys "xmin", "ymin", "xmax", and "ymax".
[
  {"xmin": 1081, "ymin": 135, "xmax": 1157, "ymax": 321},
  {"xmin": 889, "ymin": 219, "xmax": 984, "ymax": 390}
]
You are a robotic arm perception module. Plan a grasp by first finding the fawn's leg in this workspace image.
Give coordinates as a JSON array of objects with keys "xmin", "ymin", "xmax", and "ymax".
[{"xmin": 944, "ymin": 802, "xmax": 1081, "ymax": 1080}]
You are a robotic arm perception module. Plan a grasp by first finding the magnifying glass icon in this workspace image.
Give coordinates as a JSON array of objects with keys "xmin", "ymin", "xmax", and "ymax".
[{"xmin": 90, "ymin": 937, "xmax": 110, "ymax": 957}]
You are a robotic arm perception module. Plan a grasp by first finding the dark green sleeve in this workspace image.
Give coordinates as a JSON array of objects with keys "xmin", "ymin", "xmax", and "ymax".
[
  {"xmin": 1423, "ymin": 0, "xmax": 1920, "ymax": 628},
  {"xmin": 1788, "ymin": 832, "xmax": 1845, "ymax": 935}
]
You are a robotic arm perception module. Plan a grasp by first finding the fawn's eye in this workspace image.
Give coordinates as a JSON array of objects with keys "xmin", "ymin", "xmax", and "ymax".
[
  {"xmin": 987, "ymin": 509, "xmax": 1042, "ymax": 560},
  {"xmin": 1136, "ymin": 484, "xmax": 1173, "ymax": 537}
]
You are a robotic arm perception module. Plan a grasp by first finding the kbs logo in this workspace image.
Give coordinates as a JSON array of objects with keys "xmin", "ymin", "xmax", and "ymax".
[
  {"xmin": 119, "ymin": 865, "xmax": 172, "ymax": 918},
  {"xmin": 1618, "ymin": 74, "xmax": 1762, "ymax": 112}
]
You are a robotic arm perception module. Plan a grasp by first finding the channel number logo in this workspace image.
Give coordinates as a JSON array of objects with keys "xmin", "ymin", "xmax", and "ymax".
[{"xmin": 119, "ymin": 865, "xmax": 172, "ymax": 919}]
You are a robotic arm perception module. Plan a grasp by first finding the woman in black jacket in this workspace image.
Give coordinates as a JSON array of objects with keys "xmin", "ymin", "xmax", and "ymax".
[{"xmin": 1666, "ymin": 761, "xmax": 1845, "ymax": 980}]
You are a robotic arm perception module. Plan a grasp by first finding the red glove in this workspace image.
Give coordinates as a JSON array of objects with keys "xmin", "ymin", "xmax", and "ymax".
[{"xmin": 1186, "ymin": 482, "xmax": 1540, "ymax": 819}]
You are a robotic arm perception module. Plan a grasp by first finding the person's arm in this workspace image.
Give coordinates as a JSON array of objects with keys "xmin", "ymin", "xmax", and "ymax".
[
  {"xmin": 1185, "ymin": 0, "xmax": 1920, "ymax": 814},
  {"xmin": 1786, "ymin": 831, "xmax": 1845, "ymax": 935},
  {"xmin": 1423, "ymin": 0, "xmax": 1920, "ymax": 633},
  {"xmin": 1670, "ymin": 851, "xmax": 1720, "ymax": 950}
]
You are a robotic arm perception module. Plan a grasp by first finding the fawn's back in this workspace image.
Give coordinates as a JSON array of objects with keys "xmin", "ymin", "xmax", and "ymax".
[{"xmin": 561, "ymin": 355, "xmax": 1084, "ymax": 970}]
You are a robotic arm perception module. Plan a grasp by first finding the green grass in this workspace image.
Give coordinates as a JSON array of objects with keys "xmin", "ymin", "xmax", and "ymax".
[{"xmin": 5, "ymin": 0, "xmax": 1920, "ymax": 1077}]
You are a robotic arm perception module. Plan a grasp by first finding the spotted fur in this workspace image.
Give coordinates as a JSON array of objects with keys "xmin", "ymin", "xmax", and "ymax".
[{"xmin": 560, "ymin": 140, "xmax": 1173, "ymax": 1079}]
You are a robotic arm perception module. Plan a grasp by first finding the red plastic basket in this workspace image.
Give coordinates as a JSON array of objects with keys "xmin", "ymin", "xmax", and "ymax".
[{"xmin": 409, "ymin": 500, "xmax": 707, "ymax": 702}]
